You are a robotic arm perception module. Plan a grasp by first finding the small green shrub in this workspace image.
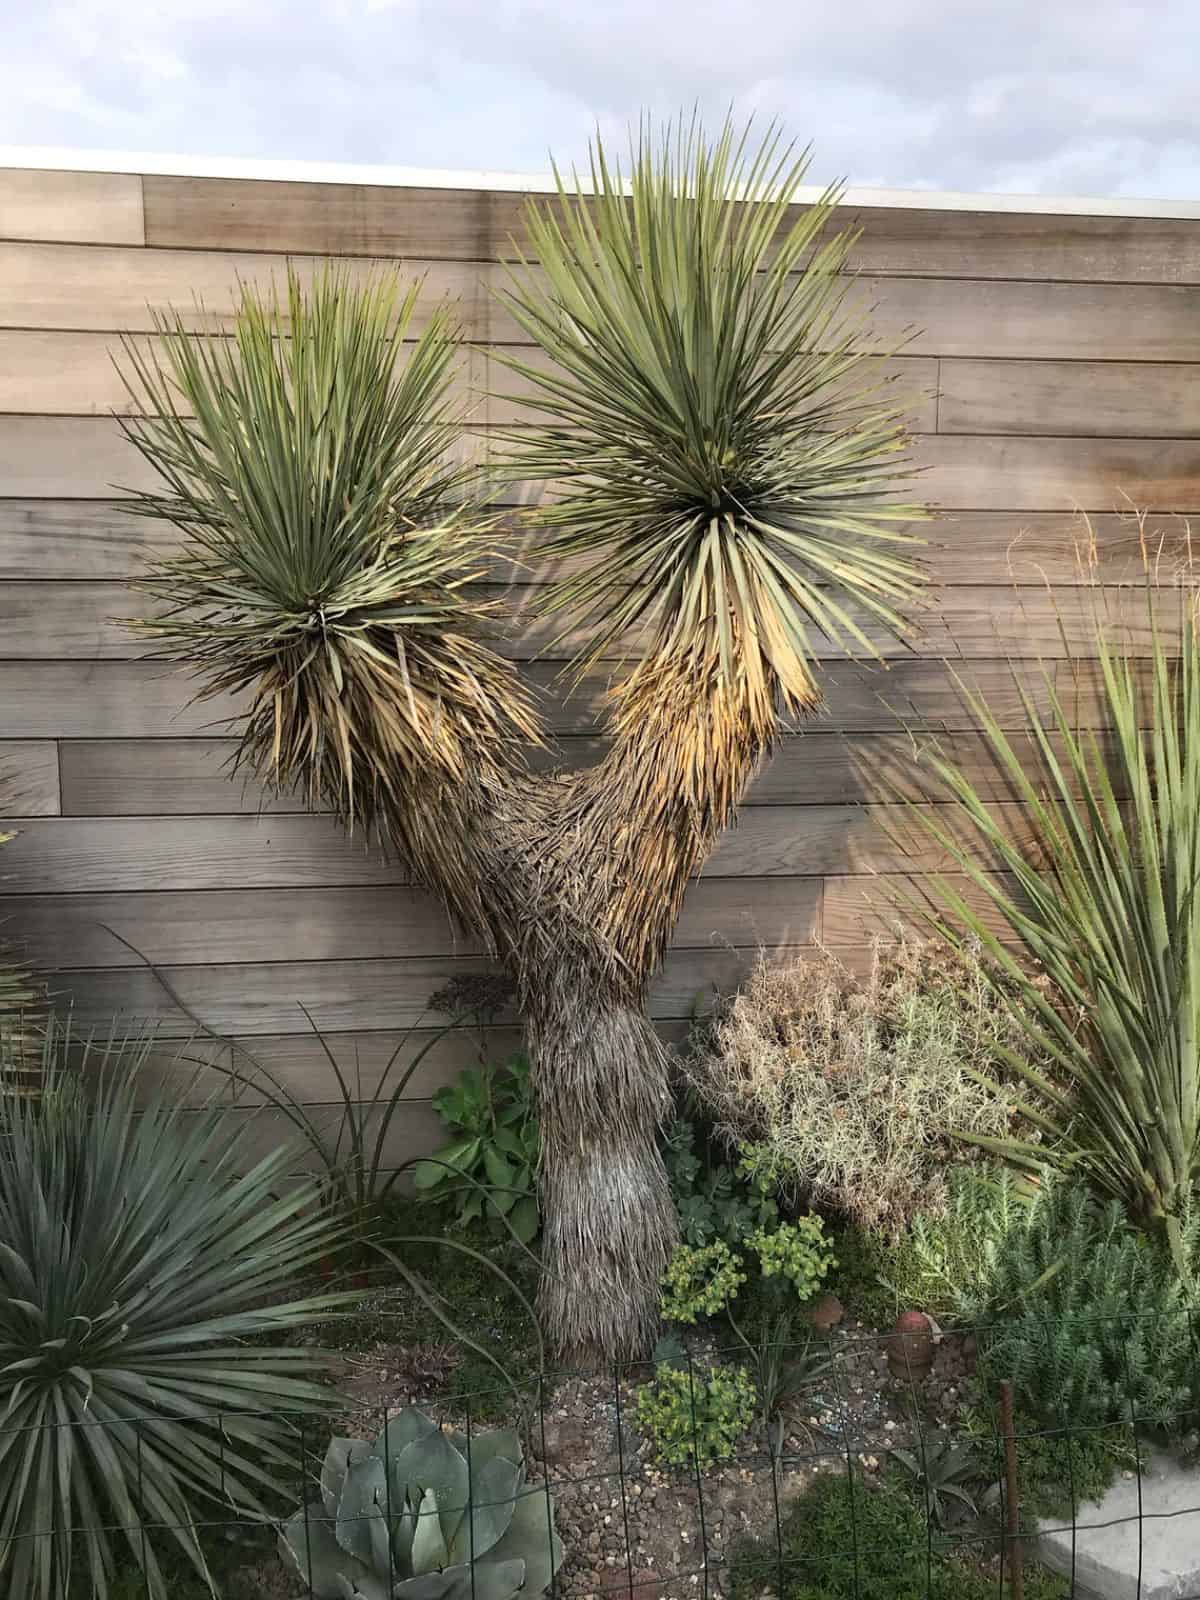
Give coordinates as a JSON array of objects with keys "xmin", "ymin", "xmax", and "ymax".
[
  {"xmin": 961, "ymin": 1401, "xmax": 1129, "ymax": 1522},
  {"xmin": 415, "ymin": 1052, "xmax": 540, "ymax": 1242},
  {"xmin": 634, "ymin": 1364, "xmax": 757, "ymax": 1467},
  {"xmin": 973, "ymin": 1179, "xmax": 1195, "ymax": 1433},
  {"xmin": 749, "ymin": 1217, "xmax": 835, "ymax": 1301},
  {"xmin": 729, "ymin": 1469, "xmax": 1067, "ymax": 1600},
  {"xmin": 662, "ymin": 1115, "xmax": 778, "ymax": 1246},
  {"xmin": 660, "ymin": 1239, "xmax": 748, "ymax": 1323},
  {"xmin": 690, "ymin": 938, "xmax": 1036, "ymax": 1237},
  {"xmin": 885, "ymin": 1164, "xmax": 1033, "ymax": 1322}
]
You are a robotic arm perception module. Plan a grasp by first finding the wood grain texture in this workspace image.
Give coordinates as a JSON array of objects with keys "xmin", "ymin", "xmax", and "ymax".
[
  {"xmin": 0, "ymin": 662, "xmax": 245, "ymax": 739},
  {"xmin": 141, "ymin": 176, "xmax": 1200, "ymax": 284},
  {"xmin": 0, "ymin": 502, "xmax": 1166, "ymax": 585},
  {"xmin": 0, "ymin": 169, "xmax": 144, "ymax": 246},
  {"xmin": 916, "ymin": 434, "xmax": 1200, "ymax": 512},
  {"xmin": 5, "ymin": 578, "xmax": 1180, "ymax": 663},
  {"xmin": 142, "ymin": 175, "xmax": 496, "ymax": 259},
  {"xmin": 484, "ymin": 348, "xmax": 939, "ymax": 433},
  {"xmin": 0, "ymin": 500, "xmax": 176, "ymax": 578},
  {"xmin": 0, "ymin": 801, "xmax": 1037, "ymax": 897},
  {"xmin": 48, "ymin": 945, "xmax": 810, "ymax": 1034},
  {"xmin": 0, "ymin": 329, "xmax": 486, "ymax": 418},
  {"xmin": 172, "ymin": 1026, "xmax": 527, "ymax": 1105},
  {"xmin": 822, "ymin": 870, "xmax": 1028, "ymax": 945},
  {"xmin": 0, "ymin": 876, "xmax": 818, "ymax": 968},
  {"xmin": 0, "ymin": 242, "xmax": 500, "ymax": 338},
  {"xmin": 54, "ymin": 729, "xmax": 1111, "ymax": 814},
  {"xmin": 8, "ymin": 243, "xmax": 1200, "ymax": 361},
  {"xmin": 0, "ymin": 815, "xmax": 408, "ymax": 893},
  {"xmin": 938, "ymin": 359, "xmax": 1200, "ymax": 438},
  {"xmin": 0, "ymin": 416, "xmax": 476, "ymax": 499},
  {"xmin": 0, "ymin": 656, "xmax": 1123, "ymax": 743},
  {"xmin": 0, "ymin": 741, "xmax": 59, "ymax": 814},
  {"xmin": 59, "ymin": 738, "xmax": 299, "ymax": 816}
]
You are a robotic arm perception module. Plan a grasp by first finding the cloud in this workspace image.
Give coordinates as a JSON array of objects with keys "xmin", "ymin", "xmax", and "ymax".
[{"xmin": 1, "ymin": 0, "xmax": 1197, "ymax": 197}]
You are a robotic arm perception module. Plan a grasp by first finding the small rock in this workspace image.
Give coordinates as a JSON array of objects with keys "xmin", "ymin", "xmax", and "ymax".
[{"xmin": 805, "ymin": 1293, "xmax": 845, "ymax": 1333}]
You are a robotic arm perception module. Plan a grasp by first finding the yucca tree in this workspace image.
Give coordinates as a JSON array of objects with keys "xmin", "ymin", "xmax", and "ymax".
[{"xmin": 120, "ymin": 117, "xmax": 926, "ymax": 1360}]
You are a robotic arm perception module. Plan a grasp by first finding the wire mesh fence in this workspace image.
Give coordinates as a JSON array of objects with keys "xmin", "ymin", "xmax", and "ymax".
[{"xmin": 5, "ymin": 1313, "xmax": 1200, "ymax": 1599}]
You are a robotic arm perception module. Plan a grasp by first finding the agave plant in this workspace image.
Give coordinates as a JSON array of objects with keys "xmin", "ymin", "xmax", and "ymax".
[
  {"xmin": 0, "ymin": 1018, "xmax": 347, "ymax": 1600},
  {"xmin": 280, "ymin": 1406, "xmax": 563, "ymax": 1600},
  {"xmin": 889, "ymin": 1433, "xmax": 983, "ymax": 1529},
  {"xmin": 908, "ymin": 556, "xmax": 1200, "ymax": 1275}
]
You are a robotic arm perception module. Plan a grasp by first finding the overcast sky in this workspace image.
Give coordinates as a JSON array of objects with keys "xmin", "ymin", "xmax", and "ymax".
[{"xmin": 2, "ymin": 0, "xmax": 1198, "ymax": 199}]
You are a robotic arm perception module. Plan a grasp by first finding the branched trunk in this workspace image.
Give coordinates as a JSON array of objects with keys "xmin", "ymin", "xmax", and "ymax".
[{"xmin": 383, "ymin": 655, "xmax": 784, "ymax": 1364}]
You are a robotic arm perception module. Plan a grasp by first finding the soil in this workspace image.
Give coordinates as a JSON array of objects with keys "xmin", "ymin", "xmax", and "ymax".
[{"xmin": 318, "ymin": 1306, "xmax": 980, "ymax": 1600}]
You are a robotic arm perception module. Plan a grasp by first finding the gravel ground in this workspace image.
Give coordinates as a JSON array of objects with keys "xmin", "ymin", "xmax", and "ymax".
[{"xmin": 319, "ymin": 1305, "xmax": 981, "ymax": 1600}]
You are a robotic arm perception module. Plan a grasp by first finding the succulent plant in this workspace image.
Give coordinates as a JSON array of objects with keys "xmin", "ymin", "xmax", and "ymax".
[{"xmin": 280, "ymin": 1406, "xmax": 563, "ymax": 1600}]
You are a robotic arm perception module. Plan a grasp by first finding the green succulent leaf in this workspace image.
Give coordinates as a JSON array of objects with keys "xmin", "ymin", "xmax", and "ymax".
[
  {"xmin": 448, "ymin": 1454, "xmax": 521, "ymax": 1563},
  {"xmin": 410, "ymin": 1484, "xmax": 451, "ymax": 1574}
]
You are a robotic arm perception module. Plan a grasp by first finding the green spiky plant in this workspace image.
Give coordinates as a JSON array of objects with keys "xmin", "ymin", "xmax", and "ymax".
[
  {"xmin": 0, "ymin": 1018, "xmax": 347, "ymax": 1600},
  {"xmin": 906, "ymin": 550, "xmax": 1200, "ymax": 1277},
  {"xmin": 119, "ymin": 116, "xmax": 926, "ymax": 1361}
]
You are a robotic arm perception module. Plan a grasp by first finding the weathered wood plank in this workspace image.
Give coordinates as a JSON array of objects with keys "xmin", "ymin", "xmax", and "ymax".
[
  {"xmin": 0, "ymin": 416, "xmax": 477, "ymax": 499},
  {"xmin": 0, "ymin": 801, "xmax": 1039, "ymax": 897},
  {"xmin": 0, "ymin": 815, "xmax": 407, "ymax": 893},
  {"xmin": 0, "ymin": 662, "xmax": 245, "ymax": 739},
  {"xmin": 142, "ymin": 175, "xmax": 496, "ymax": 259},
  {"xmin": 48, "ymin": 945, "xmax": 805, "ymax": 1034},
  {"xmin": 195, "ymin": 1099, "xmax": 447, "ymax": 1176},
  {"xmin": 0, "ymin": 329, "xmax": 486, "ymax": 418},
  {"xmin": 57, "ymin": 729, "xmax": 1116, "ymax": 814},
  {"xmin": 0, "ymin": 169, "xmax": 144, "ymax": 246},
  {"xmin": 0, "ymin": 418, "xmax": 157, "ymax": 497},
  {"xmin": 0, "ymin": 656, "xmax": 1117, "ymax": 743},
  {"xmin": 0, "ymin": 500, "xmax": 176, "ymax": 578},
  {"xmin": 0, "ymin": 741, "xmax": 59, "ymax": 814},
  {"xmin": 59, "ymin": 739, "xmax": 297, "ymax": 816},
  {"xmin": 938, "ymin": 359, "xmax": 1200, "ymax": 438},
  {"xmin": 5, "ymin": 578, "xmax": 1179, "ymax": 663},
  {"xmin": 0, "ymin": 242, "xmax": 499, "ymax": 338},
  {"xmin": 916, "ymin": 435, "xmax": 1200, "ymax": 512},
  {"xmin": 142, "ymin": 177, "xmax": 1200, "ymax": 284},
  {"xmin": 1, "ymin": 501, "xmax": 1166, "ymax": 586},
  {"xmin": 7, "ymin": 242, "xmax": 1200, "ymax": 360},
  {"xmin": 494, "ymin": 435, "xmax": 1200, "ymax": 512},
  {"xmin": 822, "ymin": 871, "xmax": 1028, "ymax": 946},
  {"xmin": 166, "ymin": 1026, "xmax": 526, "ymax": 1106},
  {"xmin": 840, "ymin": 277, "xmax": 1200, "ymax": 362},
  {"xmin": 0, "ymin": 876, "xmax": 820, "ymax": 969}
]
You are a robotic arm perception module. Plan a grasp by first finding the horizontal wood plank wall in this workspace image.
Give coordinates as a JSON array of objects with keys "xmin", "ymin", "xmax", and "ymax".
[{"xmin": 2, "ymin": 165, "xmax": 1198, "ymax": 1170}]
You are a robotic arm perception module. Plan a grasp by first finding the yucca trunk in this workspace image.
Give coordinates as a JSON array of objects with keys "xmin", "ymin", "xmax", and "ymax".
[
  {"xmin": 525, "ymin": 968, "xmax": 676, "ymax": 1359},
  {"xmin": 504, "ymin": 657, "xmax": 779, "ymax": 1358}
]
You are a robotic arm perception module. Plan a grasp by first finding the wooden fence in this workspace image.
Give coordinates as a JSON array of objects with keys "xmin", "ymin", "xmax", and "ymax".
[{"xmin": 1, "ymin": 160, "xmax": 1198, "ymax": 1165}]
